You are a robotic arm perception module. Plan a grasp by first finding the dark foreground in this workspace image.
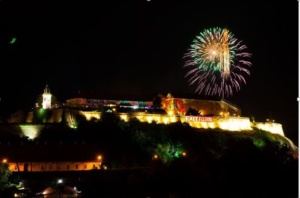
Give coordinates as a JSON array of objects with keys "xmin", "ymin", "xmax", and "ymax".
[{"xmin": 5, "ymin": 156, "xmax": 298, "ymax": 198}]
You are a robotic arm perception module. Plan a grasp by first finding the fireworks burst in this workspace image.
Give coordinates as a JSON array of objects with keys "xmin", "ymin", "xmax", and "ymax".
[{"xmin": 183, "ymin": 27, "xmax": 252, "ymax": 98}]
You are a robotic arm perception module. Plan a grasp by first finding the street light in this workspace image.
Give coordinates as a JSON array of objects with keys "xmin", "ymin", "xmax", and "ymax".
[
  {"xmin": 2, "ymin": 158, "xmax": 7, "ymax": 163},
  {"xmin": 97, "ymin": 155, "xmax": 103, "ymax": 170},
  {"xmin": 57, "ymin": 179, "xmax": 63, "ymax": 198}
]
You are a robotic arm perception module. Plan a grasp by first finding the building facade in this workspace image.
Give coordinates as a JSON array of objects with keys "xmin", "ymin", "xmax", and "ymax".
[
  {"xmin": 26, "ymin": 91, "xmax": 284, "ymax": 136},
  {"xmin": 42, "ymin": 84, "xmax": 52, "ymax": 109},
  {"xmin": 7, "ymin": 160, "xmax": 103, "ymax": 172}
]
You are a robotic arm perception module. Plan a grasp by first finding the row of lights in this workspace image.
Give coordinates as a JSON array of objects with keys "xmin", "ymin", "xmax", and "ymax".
[
  {"xmin": 1, "ymin": 155, "xmax": 103, "ymax": 164},
  {"xmin": 152, "ymin": 152, "xmax": 187, "ymax": 160}
]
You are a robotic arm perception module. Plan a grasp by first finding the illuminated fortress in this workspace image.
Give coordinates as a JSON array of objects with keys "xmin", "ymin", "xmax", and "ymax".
[
  {"xmin": 7, "ymin": 86, "xmax": 286, "ymax": 173},
  {"xmin": 26, "ymin": 86, "xmax": 284, "ymax": 137}
]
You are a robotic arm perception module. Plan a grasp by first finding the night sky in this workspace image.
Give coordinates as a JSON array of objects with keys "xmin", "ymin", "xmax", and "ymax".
[{"xmin": 0, "ymin": 1, "xmax": 298, "ymax": 145}]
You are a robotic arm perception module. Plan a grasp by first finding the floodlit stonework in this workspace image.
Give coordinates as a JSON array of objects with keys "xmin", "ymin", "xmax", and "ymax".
[{"xmin": 26, "ymin": 91, "xmax": 285, "ymax": 136}]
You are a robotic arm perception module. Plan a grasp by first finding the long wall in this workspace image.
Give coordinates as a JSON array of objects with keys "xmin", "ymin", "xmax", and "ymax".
[
  {"xmin": 252, "ymin": 122, "xmax": 284, "ymax": 136},
  {"xmin": 7, "ymin": 161, "xmax": 103, "ymax": 172},
  {"xmin": 80, "ymin": 111, "xmax": 284, "ymax": 135},
  {"xmin": 25, "ymin": 108, "xmax": 285, "ymax": 136}
]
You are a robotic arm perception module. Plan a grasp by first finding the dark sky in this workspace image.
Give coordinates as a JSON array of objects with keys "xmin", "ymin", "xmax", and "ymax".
[{"xmin": 0, "ymin": 1, "xmax": 298, "ymax": 144}]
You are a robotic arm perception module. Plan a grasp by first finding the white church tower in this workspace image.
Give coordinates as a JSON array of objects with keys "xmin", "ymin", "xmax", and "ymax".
[{"xmin": 42, "ymin": 84, "xmax": 52, "ymax": 109}]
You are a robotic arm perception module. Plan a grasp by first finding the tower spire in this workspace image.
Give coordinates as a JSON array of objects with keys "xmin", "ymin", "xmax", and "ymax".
[
  {"xmin": 44, "ymin": 83, "xmax": 50, "ymax": 94},
  {"xmin": 42, "ymin": 84, "xmax": 52, "ymax": 109}
]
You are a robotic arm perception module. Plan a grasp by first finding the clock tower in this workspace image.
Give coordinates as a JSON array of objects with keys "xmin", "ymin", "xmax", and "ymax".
[{"xmin": 42, "ymin": 84, "xmax": 52, "ymax": 109}]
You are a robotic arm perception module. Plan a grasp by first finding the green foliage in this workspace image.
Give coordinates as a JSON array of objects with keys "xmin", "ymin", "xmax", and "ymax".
[
  {"xmin": 276, "ymin": 138, "xmax": 287, "ymax": 149},
  {"xmin": 0, "ymin": 164, "xmax": 13, "ymax": 191},
  {"xmin": 253, "ymin": 128, "xmax": 276, "ymax": 142},
  {"xmin": 154, "ymin": 143, "xmax": 172, "ymax": 164},
  {"xmin": 154, "ymin": 142, "xmax": 184, "ymax": 164},
  {"xmin": 252, "ymin": 138, "xmax": 266, "ymax": 149},
  {"xmin": 125, "ymin": 120, "xmax": 186, "ymax": 164},
  {"xmin": 32, "ymin": 108, "xmax": 53, "ymax": 123}
]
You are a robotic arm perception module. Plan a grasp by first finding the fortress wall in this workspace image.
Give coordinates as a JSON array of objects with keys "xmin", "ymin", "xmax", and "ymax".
[{"xmin": 25, "ymin": 109, "xmax": 285, "ymax": 137}]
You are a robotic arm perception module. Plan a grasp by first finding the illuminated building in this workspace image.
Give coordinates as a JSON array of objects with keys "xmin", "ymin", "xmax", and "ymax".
[
  {"xmin": 0, "ymin": 142, "xmax": 104, "ymax": 172},
  {"xmin": 42, "ymin": 84, "xmax": 52, "ymax": 109},
  {"xmin": 0, "ymin": 91, "xmax": 288, "ymax": 173},
  {"xmin": 160, "ymin": 93, "xmax": 241, "ymax": 116},
  {"xmin": 26, "ymin": 92, "xmax": 285, "ymax": 136},
  {"xmin": 7, "ymin": 160, "xmax": 102, "ymax": 172}
]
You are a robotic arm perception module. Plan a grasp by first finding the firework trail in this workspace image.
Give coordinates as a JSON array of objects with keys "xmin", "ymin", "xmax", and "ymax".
[{"xmin": 183, "ymin": 27, "xmax": 252, "ymax": 98}]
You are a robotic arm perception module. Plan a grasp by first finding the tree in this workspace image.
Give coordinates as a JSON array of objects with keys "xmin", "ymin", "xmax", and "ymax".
[
  {"xmin": 152, "ymin": 94, "xmax": 163, "ymax": 108},
  {"xmin": 186, "ymin": 108, "xmax": 200, "ymax": 116},
  {"xmin": 100, "ymin": 112, "xmax": 120, "ymax": 125},
  {"xmin": 0, "ymin": 164, "xmax": 13, "ymax": 191}
]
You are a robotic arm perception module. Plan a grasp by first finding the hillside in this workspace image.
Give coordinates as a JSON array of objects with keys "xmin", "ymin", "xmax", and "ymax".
[{"xmin": 0, "ymin": 114, "xmax": 298, "ymax": 197}]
